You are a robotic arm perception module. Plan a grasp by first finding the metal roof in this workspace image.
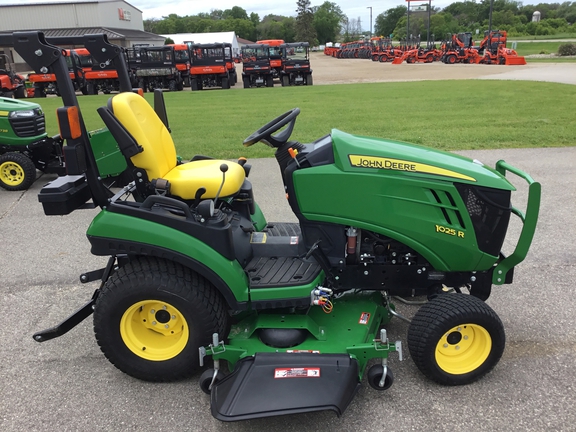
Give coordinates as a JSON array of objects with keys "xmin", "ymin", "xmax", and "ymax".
[{"xmin": 0, "ymin": 27, "xmax": 165, "ymax": 45}]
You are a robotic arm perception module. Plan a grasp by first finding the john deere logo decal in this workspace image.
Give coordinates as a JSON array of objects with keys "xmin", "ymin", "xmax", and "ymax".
[{"xmin": 349, "ymin": 155, "xmax": 476, "ymax": 182}]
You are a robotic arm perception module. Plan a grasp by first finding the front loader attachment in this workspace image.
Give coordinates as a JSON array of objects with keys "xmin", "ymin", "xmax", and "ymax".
[
  {"xmin": 501, "ymin": 48, "xmax": 527, "ymax": 65},
  {"xmin": 505, "ymin": 56, "xmax": 527, "ymax": 66}
]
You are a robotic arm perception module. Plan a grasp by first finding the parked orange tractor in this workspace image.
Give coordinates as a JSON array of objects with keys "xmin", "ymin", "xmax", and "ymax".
[
  {"xmin": 439, "ymin": 33, "xmax": 481, "ymax": 64},
  {"xmin": 477, "ymin": 30, "xmax": 526, "ymax": 65},
  {"xmin": 0, "ymin": 54, "xmax": 26, "ymax": 98}
]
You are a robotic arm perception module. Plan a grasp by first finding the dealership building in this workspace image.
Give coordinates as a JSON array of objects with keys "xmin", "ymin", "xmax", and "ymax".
[{"xmin": 0, "ymin": 0, "xmax": 165, "ymax": 70}]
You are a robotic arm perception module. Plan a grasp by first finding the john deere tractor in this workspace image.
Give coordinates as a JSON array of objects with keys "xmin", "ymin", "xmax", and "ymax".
[
  {"xmin": 5, "ymin": 32, "xmax": 541, "ymax": 422},
  {"xmin": 0, "ymin": 96, "xmax": 65, "ymax": 190}
]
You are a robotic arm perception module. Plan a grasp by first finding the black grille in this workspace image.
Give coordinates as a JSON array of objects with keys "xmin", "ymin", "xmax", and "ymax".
[
  {"xmin": 9, "ymin": 113, "xmax": 46, "ymax": 137},
  {"xmin": 456, "ymin": 184, "xmax": 511, "ymax": 256}
]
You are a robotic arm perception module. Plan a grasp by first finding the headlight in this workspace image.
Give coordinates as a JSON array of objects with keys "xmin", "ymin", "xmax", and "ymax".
[{"xmin": 9, "ymin": 110, "xmax": 35, "ymax": 118}]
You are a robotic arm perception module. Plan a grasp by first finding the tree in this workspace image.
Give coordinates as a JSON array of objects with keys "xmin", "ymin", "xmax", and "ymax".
[
  {"xmin": 257, "ymin": 15, "xmax": 296, "ymax": 41},
  {"xmin": 312, "ymin": 2, "xmax": 346, "ymax": 44},
  {"xmin": 374, "ymin": 5, "xmax": 407, "ymax": 38},
  {"xmin": 223, "ymin": 6, "xmax": 248, "ymax": 21},
  {"xmin": 250, "ymin": 12, "xmax": 260, "ymax": 28},
  {"xmin": 295, "ymin": 0, "xmax": 318, "ymax": 45},
  {"xmin": 443, "ymin": 1, "xmax": 482, "ymax": 27}
]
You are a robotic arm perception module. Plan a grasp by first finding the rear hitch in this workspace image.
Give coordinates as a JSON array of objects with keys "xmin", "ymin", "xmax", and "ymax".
[
  {"xmin": 33, "ymin": 290, "xmax": 99, "ymax": 342},
  {"xmin": 33, "ymin": 256, "xmax": 116, "ymax": 342}
]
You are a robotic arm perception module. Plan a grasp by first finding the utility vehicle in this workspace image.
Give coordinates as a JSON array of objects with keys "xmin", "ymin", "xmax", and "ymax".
[
  {"xmin": 241, "ymin": 44, "xmax": 274, "ymax": 88},
  {"xmin": 257, "ymin": 39, "xmax": 284, "ymax": 79},
  {"xmin": 223, "ymin": 43, "xmax": 238, "ymax": 86},
  {"xmin": 167, "ymin": 43, "xmax": 192, "ymax": 87},
  {"xmin": 7, "ymin": 32, "xmax": 540, "ymax": 422},
  {"xmin": 126, "ymin": 45, "xmax": 183, "ymax": 92},
  {"xmin": 280, "ymin": 42, "xmax": 313, "ymax": 86},
  {"xmin": 189, "ymin": 43, "xmax": 232, "ymax": 91}
]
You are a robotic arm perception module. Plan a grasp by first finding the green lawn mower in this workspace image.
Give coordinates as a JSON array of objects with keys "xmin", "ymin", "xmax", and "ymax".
[
  {"xmin": 10, "ymin": 32, "xmax": 540, "ymax": 421},
  {"xmin": 0, "ymin": 96, "xmax": 65, "ymax": 190}
]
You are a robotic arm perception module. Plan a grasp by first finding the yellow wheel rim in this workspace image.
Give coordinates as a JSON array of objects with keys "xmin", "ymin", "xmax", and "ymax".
[
  {"xmin": 435, "ymin": 324, "xmax": 492, "ymax": 375},
  {"xmin": 120, "ymin": 300, "xmax": 189, "ymax": 361},
  {"xmin": 0, "ymin": 161, "xmax": 25, "ymax": 186}
]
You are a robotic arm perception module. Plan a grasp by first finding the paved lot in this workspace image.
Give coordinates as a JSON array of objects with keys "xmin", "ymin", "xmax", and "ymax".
[
  {"xmin": 271, "ymin": 52, "xmax": 576, "ymax": 86},
  {"xmin": 1, "ymin": 61, "xmax": 575, "ymax": 431}
]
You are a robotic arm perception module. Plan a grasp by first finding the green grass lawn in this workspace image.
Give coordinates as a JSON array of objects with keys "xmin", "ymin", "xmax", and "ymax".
[
  {"xmin": 508, "ymin": 33, "xmax": 576, "ymax": 40},
  {"xmin": 33, "ymin": 80, "xmax": 576, "ymax": 159},
  {"xmin": 526, "ymin": 57, "xmax": 576, "ymax": 62},
  {"xmin": 514, "ymin": 41, "xmax": 564, "ymax": 55}
]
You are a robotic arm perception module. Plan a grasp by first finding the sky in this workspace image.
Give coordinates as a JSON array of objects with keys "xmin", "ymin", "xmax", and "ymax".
[{"xmin": 0, "ymin": 0, "xmax": 562, "ymax": 25}]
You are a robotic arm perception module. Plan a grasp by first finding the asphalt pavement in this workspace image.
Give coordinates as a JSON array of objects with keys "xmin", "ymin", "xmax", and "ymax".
[{"xmin": 1, "ymin": 144, "xmax": 575, "ymax": 431}]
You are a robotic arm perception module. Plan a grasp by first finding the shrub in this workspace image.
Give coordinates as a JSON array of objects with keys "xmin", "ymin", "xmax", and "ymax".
[{"xmin": 558, "ymin": 43, "xmax": 576, "ymax": 56}]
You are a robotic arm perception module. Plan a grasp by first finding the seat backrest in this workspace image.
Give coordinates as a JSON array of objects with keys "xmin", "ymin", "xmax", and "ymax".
[{"xmin": 110, "ymin": 92, "xmax": 176, "ymax": 180}]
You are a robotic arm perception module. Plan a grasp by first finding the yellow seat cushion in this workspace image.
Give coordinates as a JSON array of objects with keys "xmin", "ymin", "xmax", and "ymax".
[
  {"xmin": 110, "ymin": 92, "xmax": 245, "ymax": 200},
  {"xmin": 164, "ymin": 159, "xmax": 246, "ymax": 199}
]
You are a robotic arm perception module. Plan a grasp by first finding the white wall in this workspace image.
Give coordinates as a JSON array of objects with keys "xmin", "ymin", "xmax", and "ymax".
[{"xmin": 0, "ymin": 1, "xmax": 143, "ymax": 31}]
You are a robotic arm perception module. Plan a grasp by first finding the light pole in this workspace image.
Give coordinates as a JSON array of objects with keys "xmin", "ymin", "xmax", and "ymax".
[{"xmin": 367, "ymin": 6, "xmax": 372, "ymax": 37}]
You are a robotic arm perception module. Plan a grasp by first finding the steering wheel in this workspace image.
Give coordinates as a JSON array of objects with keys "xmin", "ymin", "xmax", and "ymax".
[{"xmin": 243, "ymin": 108, "xmax": 300, "ymax": 148}]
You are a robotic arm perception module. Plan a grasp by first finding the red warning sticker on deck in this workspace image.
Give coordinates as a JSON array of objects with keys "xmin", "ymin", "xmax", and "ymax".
[
  {"xmin": 359, "ymin": 312, "xmax": 371, "ymax": 325},
  {"xmin": 274, "ymin": 367, "xmax": 321, "ymax": 378}
]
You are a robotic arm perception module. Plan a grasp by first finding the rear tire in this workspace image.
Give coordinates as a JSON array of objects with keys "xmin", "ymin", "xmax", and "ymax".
[
  {"xmin": 14, "ymin": 86, "xmax": 26, "ymax": 98},
  {"xmin": 407, "ymin": 294, "xmax": 505, "ymax": 386},
  {"xmin": 281, "ymin": 75, "xmax": 289, "ymax": 87},
  {"xmin": 221, "ymin": 77, "xmax": 230, "ymax": 89},
  {"xmin": 93, "ymin": 257, "xmax": 229, "ymax": 382},
  {"xmin": 265, "ymin": 75, "xmax": 274, "ymax": 87},
  {"xmin": 0, "ymin": 152, "xmax": 37, "ymax": 191},
  {"xmin": 243, "ymin": 79, "xmax": 250, "ymax": 89},
  {"xmin": 305, "ymin": 74, "xmax": 313, "ymax": 86},
  {"xmin": 33, "ymin": 87, "xmax": 46, "ymax": 98}
]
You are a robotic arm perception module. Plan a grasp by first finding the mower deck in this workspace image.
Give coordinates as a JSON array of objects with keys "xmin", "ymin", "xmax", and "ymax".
[{"xmin": 211, "ymin": 352, "xmax": 360, "ymax": 421}]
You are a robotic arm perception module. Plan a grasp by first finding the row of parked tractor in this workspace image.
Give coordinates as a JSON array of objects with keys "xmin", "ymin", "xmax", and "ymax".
[
  {"xmin": 324, "ymin": 30, "xmax": 526, "ymax": 66},
  {"xmin": 0, "ymin": 39, "xmax": 312, "ymax": 99}
]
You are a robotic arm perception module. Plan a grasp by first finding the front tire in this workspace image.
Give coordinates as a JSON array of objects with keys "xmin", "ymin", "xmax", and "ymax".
[
  {"xmin": 94, "ymin": 257, "xmax": 229, "ymax": 382},
  {"xmin": 407, "ymin": 293, "xmax": 505, "ymax": 386},
  {"xmin": 0, "ymin": 152, "xmax": 37, "ymax": 191}
]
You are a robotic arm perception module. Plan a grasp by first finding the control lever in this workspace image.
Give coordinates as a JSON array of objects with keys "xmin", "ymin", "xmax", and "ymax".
[{"xmin": 213, "ymin": 164, "xmax": 228, "ymax": 211}]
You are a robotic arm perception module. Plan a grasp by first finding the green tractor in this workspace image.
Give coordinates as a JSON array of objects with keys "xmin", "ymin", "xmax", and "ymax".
[
  {"xmin": 11, "ymin": 32, "xmax": 540, "ymax": 421},
  {"xmin": 0, "ymin": 96, "xmax": 65, "ymax": 190}
]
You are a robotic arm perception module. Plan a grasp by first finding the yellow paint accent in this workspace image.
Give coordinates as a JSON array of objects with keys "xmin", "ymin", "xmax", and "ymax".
[
  {"xmin": 0, "ymin": 161, "xmax": 24, "ymax": 186},
  {"xmin": 120, "ymin": 299, "xmax": 189, "ymax": 361},
  {"xmin": 435, "ymin": 224, "xmax": 465, "ymax": 239},
  {"xmin": 349, "ymin": 155, "xmax": 476, "ymax": 182},
  {"xmin": 111, "ymin": 92, "xmax": 245, "ymax": 199},
  {"xmin": 435, "ymin": 323, "xmax": 492, "ymax": 375},
  {"xmin": 0, "ymin": 111, "xmax": 9, "ymax": 116}
]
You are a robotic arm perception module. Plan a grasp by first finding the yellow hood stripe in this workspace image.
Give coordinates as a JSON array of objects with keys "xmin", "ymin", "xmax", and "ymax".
[{"xmin": 349, "ymin": 155, "xmax": 476, "ymax": 182}]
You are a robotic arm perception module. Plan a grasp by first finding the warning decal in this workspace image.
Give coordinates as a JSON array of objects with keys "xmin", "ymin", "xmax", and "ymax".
[
  {"xmin": 250, "ymin": 232, "xmax": 267, "ymax": 244},
  {"xmin": 359, "ymin": 312, "xmax": 371, "ymax": 325},
  {"xmin": 274, "ymin": 367, "xmax": 321, "ymax": 379}
]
